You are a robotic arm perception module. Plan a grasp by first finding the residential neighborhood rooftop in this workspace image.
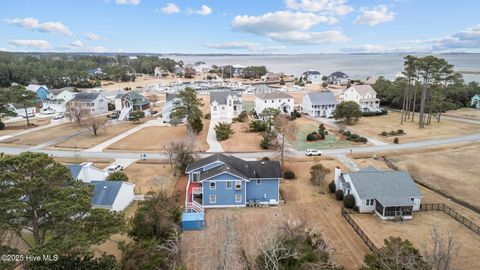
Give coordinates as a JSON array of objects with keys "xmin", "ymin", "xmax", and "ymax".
[
  {"xmin": 256, "ymin": 92, "xmax": 293, "ymax": 100},
  {"xmin": 209, "ymin": 91, "xmax": 241, "ymax": 105},
  {"xmin": 90, "ymin": 180, "xmax": 123, "ymax": 207},
  {"xmin": 307, "ymin": 91, "xmax": 337, "ymax": 105},
  {"xmin": 71, "ymin": 92, "xmax": 101, "ymax": 102}
]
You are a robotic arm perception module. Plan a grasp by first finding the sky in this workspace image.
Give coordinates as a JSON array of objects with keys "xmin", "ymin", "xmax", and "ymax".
[{"xmin": 0, "ymin": 0, "xmax": 479, "ymax": 54}]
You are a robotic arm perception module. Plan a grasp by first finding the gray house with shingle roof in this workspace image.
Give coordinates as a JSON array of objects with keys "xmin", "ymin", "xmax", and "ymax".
[
  {"xmin": 69, "ymin": 92, "xmax": 108, "ymax": 115},
  {"xmin": 210, "ymin": 91, "xmax": 242, "ymax": 120},
  {"xmin": 301, "ymin": 91, "xmax": 337, "ymax": 118},
  {"xmin": 255, "ymin": 91, "xmax": 294, "ymax": 115},
  {"xmin": 90, "ymin": 181, "xmax": 135, "ymax": 212},
  {"xmin": 334, "ymin": 166, "xmax": 422, "ymax": 220}
]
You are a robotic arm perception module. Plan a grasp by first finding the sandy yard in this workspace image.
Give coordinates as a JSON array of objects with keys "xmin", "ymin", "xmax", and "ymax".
[
  {"xmin": 106, "ymin": 124, "xmax": 209, "ymax": 152},
  {"xmin": 52, "ymin": 121, "xmax": 146, "ymax": 149},
  {"xmin": 181, "ymin": 158, "xmax": 370, "ymax": 270},
  {"xmin": 444, "ymin": 108, "xmax": 480, "ymax": 120},
  {"xmin": 352, "ymin": 212, "xmax": 480, "ymax": 270},
  {"xmin": 0, "ymin": 122, "xmax": 85, "ymax": 147},
  {"xmin": 0, "ymin": 117, "xmax": 53, "ymax": 136},
  {"xmin": 218, "ymin": 121, "xmax": 264, "ymax": 152},
  {"xmin": 385, "ymin": 143, "xmax": 480, "ymax": 210},
  {"xmin": 122, "ymin": 161, "xmax": 179, "ymax": 194},
  {"xmin": 346, "ymin": 111, "xmax": 480, "ymax": 143}
]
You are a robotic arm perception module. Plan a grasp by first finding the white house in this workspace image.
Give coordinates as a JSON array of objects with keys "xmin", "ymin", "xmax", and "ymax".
[
  {"xmin": 301, "ymin": 91, "xmax": 337, "ymax": 118},
  {"xmin": 7, "ymin": 103, "xmax": 36, "ymax": 118},
  {"xmin": 261, "ymin": 72, "xmax": 283, "ymax": 82},
  {"xmin": 41, "ymin": 89, "xmax": 77, "ymax": 114},
  {"xmin": 162, "ymin": 93, "xmax": 180, "ymax": 123},
  {"xmin": 340, "ymin": 84, "xmax": 381, "ymax": 112},
  {"xmin": 67, "ymin": 162, "xmax": 106, "ymax": 183},
  {"xmin": 90, "ymin": 181, "xmax": 135, "ymax": 212},
  {"xmin": 301, "ymin": 70, "xmax": 322, "ymax": 84},
  {"xmin": 255, "ymin": 92, "xmax": 294, "ymax": 115},
  {"xmin": 334, "ymin": 166, "xmax": 422, "ymax": 220},
  {"xmin": 210, "ymin": 92, "xmax": 242, "ymax": 120},
  {"xmin": 154, "ymin": 67, "xmax": 170, "ymax": 78},
  {"xmin": 327, "ymin": 71, "xmax": 349, "ymax": 85},
  {"xmin": 69, "ymin": 92, "xmax": 108, "ymax": 116}
]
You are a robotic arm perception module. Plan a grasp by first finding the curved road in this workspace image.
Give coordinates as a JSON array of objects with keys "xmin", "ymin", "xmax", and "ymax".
[{"xmin": 1, "ymin": 133, "xmax": 479, "ymax": 160}]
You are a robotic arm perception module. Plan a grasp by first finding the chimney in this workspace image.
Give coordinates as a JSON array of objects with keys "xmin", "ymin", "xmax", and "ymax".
[{"xmin": 334, "ymin": 166, "xmax": 342, "ymax": 189}]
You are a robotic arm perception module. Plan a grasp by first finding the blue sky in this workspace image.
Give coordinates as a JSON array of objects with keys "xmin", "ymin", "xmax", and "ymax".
[{"xmin": 0, "ymin": 0, "xmax": 479, "ymax": 54}]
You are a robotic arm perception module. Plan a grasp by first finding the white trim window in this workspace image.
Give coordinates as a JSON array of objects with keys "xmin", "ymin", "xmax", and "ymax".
[
  {"xmin": 210, "ymin": 181, "xmax": 216, "ymax": 190},
  {"xmin": 226, "ymin": 181, "xmax": 232, "ymax": 189},
  {"xmin": 235, "ymin": 194, "xmax": 242, "ymax": 203},
  {"xmin": 192, "ymin": 173, "xmax": 200, "ymax": 182},
  {"xmin": 235, "ymin": 180, "xmax": 242, "ymax": 190},
  {"xmin": 256, "ymin": 179, "xmax": 261, "ymax": 185},
  {"xmin": 210, "ymin": 195, "xmax": 216, "ymax": 204}
]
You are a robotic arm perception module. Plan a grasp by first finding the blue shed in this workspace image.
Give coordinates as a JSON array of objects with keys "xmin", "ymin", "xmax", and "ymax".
[{"xmin": 182, "ymin": 211, "xmax": 205, "ymax": 231}]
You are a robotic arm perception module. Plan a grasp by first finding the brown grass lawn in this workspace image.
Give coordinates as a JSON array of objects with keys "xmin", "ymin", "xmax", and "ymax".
[
  {"xmin": 0, "ymin": 123, "xmax": 85, "ymax": 147},
  {"xmin": 53, "ymin": 157, "xmax": 113, "ymax": 169},
  {"xmin": 386, "ymin": 143, "xmax": 480, "ymax": 210},
  {"xmin": 219, "ymin": 121, "xmax": 264, "ymax": 152},
  {"xmin": 444, "ymin": 108, "xmax": 480, "ymax": 120},
  {"xmin": 352, "ymin": 212, "xmax": 480, "ymax": 270},
  {"xmin": 122, "ymin": 161, "xmax": 179, "ymax": 195},
  {"xmin": 346, "ymin": 111, "xmax": 480, "ymax": 143},
  {"xmin": 52, "ymin": 122, "xmax": 143, "ymax": 149},
  {"xmin": 0, "ymin": 117, "xmax": 52, "ymax": 136},
  {"xmin": 181, "ymin": 158, "xmax": 370, "ymax": 270},
  {"xmin": 106, "ymin": 124, "xmax": 209, "ymax": 152}
]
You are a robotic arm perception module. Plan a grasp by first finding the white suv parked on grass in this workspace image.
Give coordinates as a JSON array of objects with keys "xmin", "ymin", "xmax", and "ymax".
[{"xmin": 106, "ymin": 164, "xmax": 123, "ymax": 174}]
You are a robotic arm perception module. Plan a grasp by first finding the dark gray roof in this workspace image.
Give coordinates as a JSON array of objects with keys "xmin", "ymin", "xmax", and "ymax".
[
  {"xmin": 50, "ymin": 87, "xmax": 76, "ymax": 95},
  {"xmin": 377, "ymin": 197, "xmax": 415, "ymax": 207},
  {"xmin": 90, "ymin": 181, "xmax": 123, "ymax": 207},
  {"xmin": 303, "ymin": 70, "xmax": 321, "ymax": 76},
  {"xmin": 256, "ymin": 92, "xmax": 293, "ymax": 100},
  {"xmin": 347, "ymin": 170, "xmax": 422, "ymax": 200},
  {"xmin": 210, "ymin": 91, "xmax": 241, "ymax": 105},
  {"xmin": 307, "ymin": 91, "xmax": 337, "ymax": 105},
  {"xmin": 67, "ymin": 164, "xmax": 83, "ymax": 179},
  {"xmin": 166, "ymin": 93, "xmax": 178, "ymax": 102},
  {"xmin": 329, "ymin": 71, "xmax": 349, "ymax": 78},
  {"xmin": 71, "ymin": 92, "xmax": 100, "ymax": 102},
  {"xmin": 186, "ymin": 153, "xmax": 282, "ymax": 179}
]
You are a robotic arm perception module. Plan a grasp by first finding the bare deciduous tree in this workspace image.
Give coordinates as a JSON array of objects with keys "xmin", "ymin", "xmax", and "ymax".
[
  {"xmin": 424, "ymin": 224, "xmax": 459, "ymax": 270},
  {"xmin": 163, "ymin": 131, "xmax": 196, "ymax": 176},
  {"xmin": 273, "ymin": 114, "xmax": 295, "ymax": 167},
  {"xmin": 83, "ymin": 114, "xmax": 107, "ymax": 136},
  {"xmin": 310, "ymin": 160, "xmax": 330, "ymax": 186}
]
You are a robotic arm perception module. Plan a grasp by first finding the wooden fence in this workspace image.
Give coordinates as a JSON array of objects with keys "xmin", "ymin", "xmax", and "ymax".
[
  {"xmin": 341, "ymin": 207, "xmax": 378, "ymax": 251},
  {"xmin": 421, "ymin": 203, "xmax": 480, "ymax": 236}
]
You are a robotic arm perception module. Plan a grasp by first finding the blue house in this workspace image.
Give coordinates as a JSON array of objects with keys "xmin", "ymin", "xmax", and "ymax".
[
  {"xmin": 184, "ymin": 153, "xmax": 282, "ymax": 210},
  {"xmin": 27, "ymin": 84, "xmax": 53, "ymax": 101}
]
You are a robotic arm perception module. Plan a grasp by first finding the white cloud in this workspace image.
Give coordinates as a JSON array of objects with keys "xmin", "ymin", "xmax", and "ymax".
[
  {"xmin": 9, "ymin": 39, "xmax": 51, "ymax": 50},
  {"xmin": 0, "ymin": 48, "xmax": 7, "ymax": 51},
  {"xmin": 231, "ymin": 11, "xmax": 345, "ymax": 45},
  {"xmin": 85, "ymin": 33, "xmax": 106, "ymax": 41},
  {"xmin": 232, "ymin": 11, "xmax": 337, "ymax": 35},
  {"xmin": 205, "ymin": 41, "xmax": 286, "ymax": 52},
  {"xmin": 354, "ymin": 5, "xmax": 395, "ymax": 26},
  {"xmin": 5, "ymin": 17, "xmax": 73, "ymax": 36},
  {"xmin": 70, "ymin": 40, "xmax": 84, "ymax": 48},
  {"xmin": 342, "ymin": 24, "xmax": 480, "ymax": 53},
  {"xmin": 434, "ymin": 24, "xmax": 480, "ymax": 50},
  {"xmin": 160, "ymin": 3, "xmax": 180, "ymax": 14},
  {"xmin": 115, "ymin": 0, "xmax": 140, "ymax": 5},
  {"xmin": 196, "ymin": 5, "xmax": 212, "ymax": 16},
  {"xmin": 267, "ymin": 30, "xmax": 348, "ymax": 44},
  {"xmin": 285, "ymin": 0, "xmax": 353, "ymax": 16}
]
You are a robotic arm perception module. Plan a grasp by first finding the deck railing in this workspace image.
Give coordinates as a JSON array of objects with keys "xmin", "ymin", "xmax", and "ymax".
[
  {"xmin": 192, "ymin": 187, "xmax": 202, "ymax": 194},
  {"xmin": 186, "ymin": 201, "xmax": 204, "ymax": 213},
  {"xmin": 341, "ymin": 207, "xmax": 378, "ymax": 251},
  {"xmin": 420, "ymin": 203, "xmax": 480, "ymax": 236}
]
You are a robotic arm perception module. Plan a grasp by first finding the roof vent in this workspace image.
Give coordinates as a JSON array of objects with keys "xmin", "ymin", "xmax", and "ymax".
[
  {"xmin": 103, "ymin": 186, "xmax": 108, "ymax": 189},
  {"xmin": 261, "ymin": 161, "xmax": 265, "ymax": 165},
  {"xmin": 226, "ymin": 166, "xmax": 230, "ymax": 170}
]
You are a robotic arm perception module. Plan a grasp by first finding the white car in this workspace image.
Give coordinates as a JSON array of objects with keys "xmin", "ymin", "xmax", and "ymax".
[
  {"xmin": 106, "ymin": 164, "xmax": 123, "ymax": 174},
  {"xmin": 53, "ymin": 114, "xmax": 64, "ymax": 120},
  {"xmin": 305, "ymin": 149, "xmax": 322, "ymax": 156}
]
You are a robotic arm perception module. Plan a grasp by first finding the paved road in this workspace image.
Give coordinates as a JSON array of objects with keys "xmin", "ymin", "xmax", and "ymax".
[{"xmin": 1, "ymin": 133, "xmax": 479, "ymax": 160}]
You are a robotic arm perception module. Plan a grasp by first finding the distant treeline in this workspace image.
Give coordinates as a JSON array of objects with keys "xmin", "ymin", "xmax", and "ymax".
[
  {"xmin": 373, "ymin": 76, "xmax": 480, "ymax": 110},
  {"xmin": 0, "ymin": 52, "xmax": 181, "ymax": 88}
]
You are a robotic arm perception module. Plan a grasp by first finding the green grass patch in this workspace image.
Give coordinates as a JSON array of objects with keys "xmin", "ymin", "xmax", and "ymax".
[
  {"xmin": 291, "ymin": 123, "xmax": 355, "ymax": 150},
  {"xmin": 243, "ymin": 101, "xmax": 254, "ymax": 112}
]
